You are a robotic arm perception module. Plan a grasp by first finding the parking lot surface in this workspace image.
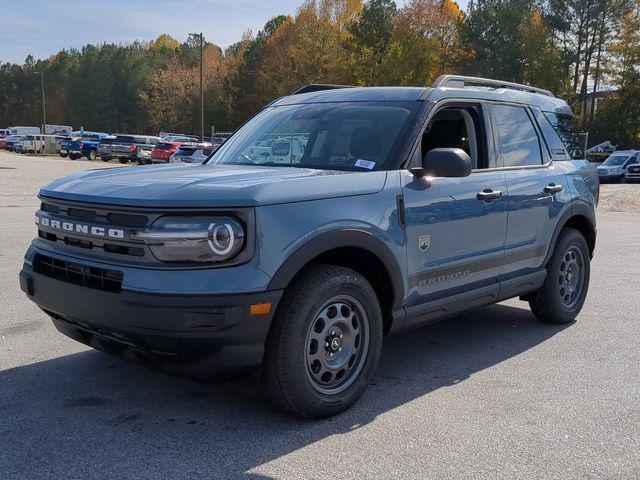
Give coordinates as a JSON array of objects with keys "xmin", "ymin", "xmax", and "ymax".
[{"xmin": 1, "ymin": 151, "xmax": 639, "ymax": 479}]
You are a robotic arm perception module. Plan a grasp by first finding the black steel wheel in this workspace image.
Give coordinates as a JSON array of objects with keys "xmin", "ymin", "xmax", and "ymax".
[
  {"xmin": 530, "ymin": 228, "xmax": 590, "ymax": 324},
  {"xmin": 263, "ymin": 265, "xmax": 383, "ymax": 418}
]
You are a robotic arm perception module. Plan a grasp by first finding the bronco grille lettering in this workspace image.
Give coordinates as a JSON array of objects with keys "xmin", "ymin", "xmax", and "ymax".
[{"xmin": 36, "ymin": 215, "xmax": 125, "ymax": 240}]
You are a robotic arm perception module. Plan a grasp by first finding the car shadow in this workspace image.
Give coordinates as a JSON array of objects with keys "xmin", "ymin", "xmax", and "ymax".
[{"xmin": 0, "ymin": 302, "xmax": 570, "ymax": 479}]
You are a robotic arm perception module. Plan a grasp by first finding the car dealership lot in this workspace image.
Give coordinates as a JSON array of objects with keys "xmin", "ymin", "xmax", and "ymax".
[{"xmin": 1, "ymin": 151, "xmax": 639, "ymax": 479}]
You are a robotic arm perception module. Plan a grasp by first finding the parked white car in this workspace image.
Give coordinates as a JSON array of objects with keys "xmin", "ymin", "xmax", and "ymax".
[
  {"xmin": 596, "ymin": 151, "xmax": 640, "ymax": 183},
  {"xmin": 624, "ymin": 153, "xmax": 640, "ymax": 183},
  {"xmin": 168, "ymin": 143, "xmax": 214, "ymax": 164},
  {"xmin": 267, "ymin": 139, "xmax": 305, "ymax": 164},
  {"xmin": 20, "ymin": 134, "xmax": 63, "ymax": 153}
]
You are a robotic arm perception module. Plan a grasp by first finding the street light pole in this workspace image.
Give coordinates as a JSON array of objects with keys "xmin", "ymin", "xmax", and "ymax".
[
  {"xmin": 41, "ymin": 71, "xmax": 46, "ymax": 132},
  {"xmin": 200, "ymin": 32, "xmax": 204, "ymax": 142}
]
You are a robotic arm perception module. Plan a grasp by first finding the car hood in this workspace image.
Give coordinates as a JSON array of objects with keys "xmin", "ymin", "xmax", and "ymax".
[
  {"xmin": 39, "ymin": 164, "xmax": 388, "ymax": 207},
  {"xmin": 596, "ymin": 165, "xmax": 620, "ymax": 171}
]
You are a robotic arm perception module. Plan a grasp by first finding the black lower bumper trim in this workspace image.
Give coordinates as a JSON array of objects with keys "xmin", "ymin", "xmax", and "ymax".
[{"xmin": 20, "ymin": 264, "xmax": 283, "ymax": 378}]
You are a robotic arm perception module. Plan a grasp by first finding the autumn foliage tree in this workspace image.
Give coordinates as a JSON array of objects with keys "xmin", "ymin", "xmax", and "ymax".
[{"xmin": 0, "ymin": 0, "xmax": 639, "ymax": 146}]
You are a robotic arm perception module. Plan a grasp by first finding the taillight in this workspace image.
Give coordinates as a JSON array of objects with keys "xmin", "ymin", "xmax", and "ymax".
[
  {"xmin": 79, "ymin": 143, "xmax": 84, "ymax": 149},
  {"xmin": 129, "ymin": 145, "xmax": 137, "ymax": 153}
]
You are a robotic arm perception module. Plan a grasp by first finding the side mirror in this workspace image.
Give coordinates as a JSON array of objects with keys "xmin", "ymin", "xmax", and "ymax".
[{"xmin": 411, "ymin": 148, "xmax": 472, "ymax": 178}]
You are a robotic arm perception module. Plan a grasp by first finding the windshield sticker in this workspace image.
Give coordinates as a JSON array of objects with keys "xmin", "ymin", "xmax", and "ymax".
[{"xmin": 354, "ymin": 159, "xmax": 376, "ymax": 170}]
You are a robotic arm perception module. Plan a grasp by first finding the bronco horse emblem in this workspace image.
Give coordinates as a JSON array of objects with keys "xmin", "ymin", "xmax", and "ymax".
[{"xmin": 418, "ymin": 234, "xmax": 430, "ymax": 252}]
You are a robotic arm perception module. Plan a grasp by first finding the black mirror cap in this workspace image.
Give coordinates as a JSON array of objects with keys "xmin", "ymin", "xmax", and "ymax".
[{"xmin": 422, "ymin": 148, "xmax": 472, "ymax": 178}]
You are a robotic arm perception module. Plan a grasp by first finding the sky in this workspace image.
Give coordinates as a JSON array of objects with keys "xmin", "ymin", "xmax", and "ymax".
[{"xmin": 0, "ymin": 0, "xmax": 468, "ymax": 65}]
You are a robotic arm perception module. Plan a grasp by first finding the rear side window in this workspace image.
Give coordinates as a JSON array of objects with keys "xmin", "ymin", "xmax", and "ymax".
[
  {"xmin": 530, "ymin": 108, "xmax": 568, "ymax": 160},
  {"xmin": 115, "ymin": 136, "xmax": 135, "ymax": 143},
  {"xmin": 542, "ymin": 112, "xmax": 584, "ymax": 159},
  {"xmin": 492, "ymin": 104, "xmax": 542, "ymax": 167}
]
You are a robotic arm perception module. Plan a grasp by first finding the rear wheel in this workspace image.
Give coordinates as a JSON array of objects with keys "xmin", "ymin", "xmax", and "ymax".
[
  {"xmin": 529, "ymin": 228, "xmax": 590, "ymax": 324},
  {"xmin": 86, "ymin": 150, "xmax": 96, "ymax": 161},
  {"xmin": 59, "ymin": 152, "xmax": 68, "ymax": 158},
  {"xmin": 101, "ymin": 156, "xmax": 111, "ymax": 162},
  {"xmin": 118, "ymin": 158, "xmax": 129, "ymax": 164},
  {"xmin": 262, "ymin": 265, "xmax": 383, "ymax": 418},
  {"xmin": 69, "ymin": 153, "xmax": 80, "ymax": 160}
]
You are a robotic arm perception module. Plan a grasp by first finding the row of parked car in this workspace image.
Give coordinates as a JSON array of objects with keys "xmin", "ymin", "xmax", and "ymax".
[
  {"xmin": 60, "ymin": 132, "xmax": 220, "ymax": 165},
  {"xmin": 595, "ymin": 150, "xmax": 640, "ymax": 183},
  {"xmin": 0, "ymin": 130, "xmax": 223, "ymax": 165}
]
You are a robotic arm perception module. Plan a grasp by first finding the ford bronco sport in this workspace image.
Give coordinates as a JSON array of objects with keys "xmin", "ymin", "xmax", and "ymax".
[{"xmin": 20, "ymin": 76, "xmax": 598, "ymax": 418}]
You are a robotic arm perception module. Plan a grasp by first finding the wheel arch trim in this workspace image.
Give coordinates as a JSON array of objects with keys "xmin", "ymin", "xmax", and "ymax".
[
  {"xmin": 267, "ymin": 229, "xmax": 405, "ymax": 308},
  {"xmin": 544, "ymin": 200, "xmax": 596, "ymax": 265}
]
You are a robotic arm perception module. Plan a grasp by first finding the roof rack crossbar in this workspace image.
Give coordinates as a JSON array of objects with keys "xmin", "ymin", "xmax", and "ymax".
[
  {"xmin": 291, "ymin": 84, "xmax": 356, "ymax": 95},
  {"xmin": 432, "ymin": 75, "xmax": 554, "ymax": 97}
]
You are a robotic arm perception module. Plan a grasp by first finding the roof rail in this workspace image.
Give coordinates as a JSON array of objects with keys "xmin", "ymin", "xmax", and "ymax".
[
  {"xmin": 291, "ymin": 84, "xmax": 355, "ymax": 95},
  {"xmin": 432, "ymin": 75, "xmax": 554, "ymax": 97}
]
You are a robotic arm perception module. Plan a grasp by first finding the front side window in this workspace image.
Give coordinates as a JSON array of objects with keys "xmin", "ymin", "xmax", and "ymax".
[
  {"xmin": 207, "ymin": 102, "xmax": 416, "ymax": 171},
  {"xmin": 492, "ymin": 104, "xmax": 542, "ymax": 167}
]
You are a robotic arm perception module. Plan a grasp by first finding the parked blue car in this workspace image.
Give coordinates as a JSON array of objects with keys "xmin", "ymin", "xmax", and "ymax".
[
  {"xmin": 64, "ymin": 133, "xmax": 109, "ymax": 160},
  {"xmin": 20, "ymin": 76, "xmax": 598, "ymax": 418}
]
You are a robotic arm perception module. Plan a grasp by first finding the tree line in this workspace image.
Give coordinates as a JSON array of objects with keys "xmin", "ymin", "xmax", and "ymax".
[{"xmin": 1, "ymin": 0, "xmax": 639, "ymax": 147}]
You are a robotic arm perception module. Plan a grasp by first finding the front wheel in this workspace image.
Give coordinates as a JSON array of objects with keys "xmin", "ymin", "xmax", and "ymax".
[
  {"xmin": 529, "ymin": 228, "xmax": 590, "ymax": 324},
  {"xmin": 262, "ymin": 265, "xmax": 383, "ymax": 418}
]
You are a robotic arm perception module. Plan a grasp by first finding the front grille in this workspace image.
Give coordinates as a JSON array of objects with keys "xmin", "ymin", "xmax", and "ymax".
[
  {"xmin": 37, "ymin": 201, "xmax": 151, "ymax": 260},
  {"xmin": 33, "ymin": 254, "xmax": 123, "ymax": 293}
]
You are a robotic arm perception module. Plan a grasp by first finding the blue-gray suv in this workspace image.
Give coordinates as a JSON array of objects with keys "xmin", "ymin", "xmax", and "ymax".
[{"xmin": 20, "ymin": 76, "xmax": 598, "ymax": 418}]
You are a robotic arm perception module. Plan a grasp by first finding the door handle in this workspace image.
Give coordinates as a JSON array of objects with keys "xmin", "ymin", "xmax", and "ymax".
[
  {"xmin": 544, "ymin": 183, "xmax": 563, "ymax": 194},
  {"xmin": 476, "ymin": 189, "xmax": 502, "ymax": 201}
]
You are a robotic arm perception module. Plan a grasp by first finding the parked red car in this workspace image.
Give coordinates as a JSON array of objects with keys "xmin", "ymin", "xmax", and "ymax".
[{"xmin": 150, "ymin": 135, "xmax": 198, "ymax": 163}]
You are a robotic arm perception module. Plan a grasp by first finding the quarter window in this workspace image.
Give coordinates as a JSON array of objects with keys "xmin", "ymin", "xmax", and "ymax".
[
  {"xmin": 543, "ymin": 112, "xmax": 585, "ymax": 159},
  {"xmin": 492, "ymin": 105, "xmax": 542, "ymax": 167}
]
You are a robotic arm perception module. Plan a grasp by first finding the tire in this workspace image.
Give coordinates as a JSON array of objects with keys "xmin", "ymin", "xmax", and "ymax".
[
  {"xmin": 69, "ymin": 153, "xmax": 80, "ymax": 160},
  {"xmin": 118, "ymin": 158, "xmax": 129, "ymax": 164},
  {"xmin": 59, "ymin": 152, "xmax": 68, "ymax": 158},
  {"xmin": 86, "ymin": 150, "xmax": 96, "ymax": 161},
  {"xmin": 262, "ymin": 265, "xmax": 383, "ymax": 418},
  {"xmin": 101, "ymin": 156, "xmax": 111, "ymax": 162},
  {"xmin": 529, "ymin": 228, "xmax": 590, "ymax": 324}
]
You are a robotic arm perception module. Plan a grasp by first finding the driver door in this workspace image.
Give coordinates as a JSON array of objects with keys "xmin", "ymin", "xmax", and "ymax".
[{"xmin": 400, "ymin": 102, "xmax": 508, "ymax": 313}]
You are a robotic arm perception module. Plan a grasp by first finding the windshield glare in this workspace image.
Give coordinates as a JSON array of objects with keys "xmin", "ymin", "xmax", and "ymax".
[
  {"xmin": 206, "ymin": 102, "xmax": 416, "ymax": 171},
  {"xmin": 603, "ymin": 155, "xmax": 631, "ymax": 166}
]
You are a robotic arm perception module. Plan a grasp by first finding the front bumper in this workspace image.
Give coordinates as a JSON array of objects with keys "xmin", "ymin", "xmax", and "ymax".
[
  {"xmin": 19, "ymin": 249, "xmax": 282, "ymax": 379},
  {"xmin": 624, "ymin": 174, "xmax": 640, "ymax": 182}
]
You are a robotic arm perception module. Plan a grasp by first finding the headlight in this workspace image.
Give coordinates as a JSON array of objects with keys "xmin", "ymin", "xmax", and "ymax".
[{"xmin": 132, "ymin": 216, "xmax": 245, "ymax": 263}]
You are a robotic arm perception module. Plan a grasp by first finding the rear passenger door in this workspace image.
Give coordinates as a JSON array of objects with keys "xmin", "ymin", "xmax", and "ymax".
[{"xmin": 489, "ymin": 103, "xmax": 570, "ymax": 279}]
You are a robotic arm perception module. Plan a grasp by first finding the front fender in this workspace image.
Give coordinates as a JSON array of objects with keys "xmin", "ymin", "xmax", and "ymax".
[{"xmin": 267, "ymin": 229, "xmax": 405, "ymax": 308}]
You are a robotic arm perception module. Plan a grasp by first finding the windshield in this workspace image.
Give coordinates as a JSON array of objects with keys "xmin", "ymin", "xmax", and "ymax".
[
  {"xmin": 206, "ymin": 102, "xmax": 416, "ymax": 171},
  {"xmin": 602, "ymin": 154, "xmax": 632, "ymax": 166}
]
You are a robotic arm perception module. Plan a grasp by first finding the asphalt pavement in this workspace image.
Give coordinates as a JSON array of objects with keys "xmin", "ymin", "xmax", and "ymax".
[{"xmin": 1, "ymin": 151, "xmax": 639, "ymax": 479}]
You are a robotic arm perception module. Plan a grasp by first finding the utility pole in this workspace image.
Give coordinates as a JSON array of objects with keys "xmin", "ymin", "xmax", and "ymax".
[
  {"xmin": 200, "ymin": 32, "xmax": 204, "ymax": 142},
  {"xmin": 40, "ymin": 71, "xmax": 46, "ymax": 153}
]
